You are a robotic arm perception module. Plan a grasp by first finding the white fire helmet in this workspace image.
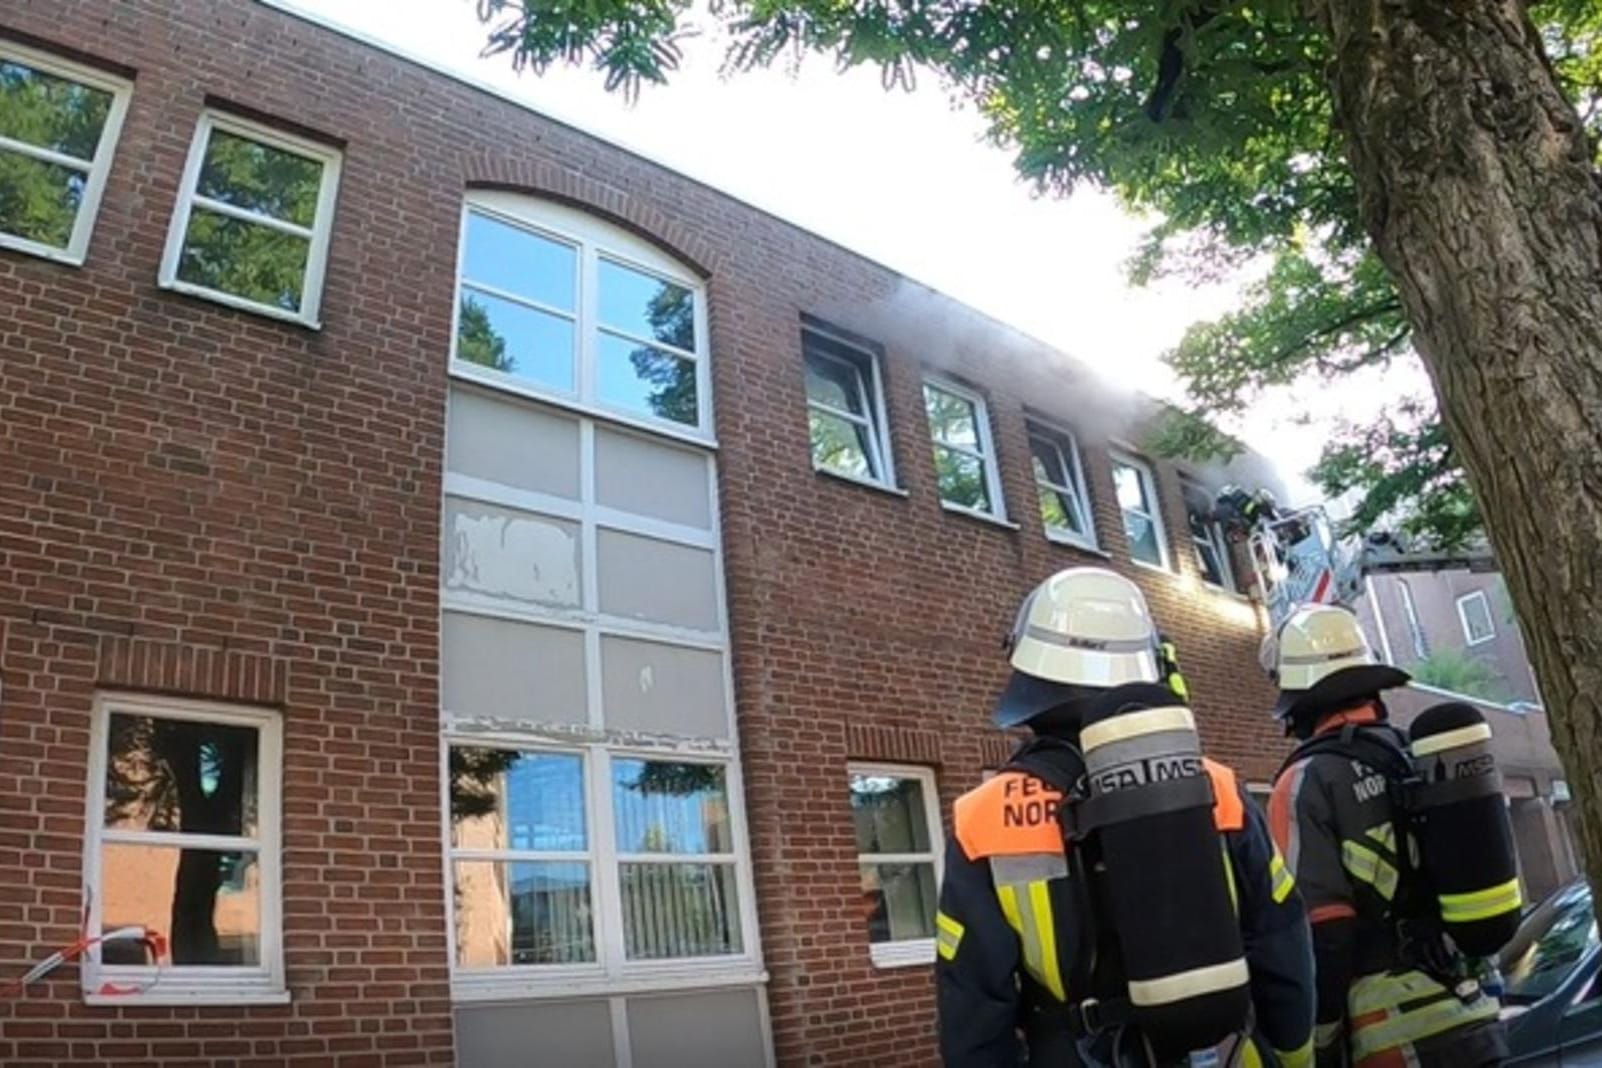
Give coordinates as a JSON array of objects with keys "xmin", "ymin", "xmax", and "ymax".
[
  {"xmin": 994, "ymin": 568, "xmax": 1160, "ymax": 728},
  {"xmin": 1268, "ymin": 603, "xmax": 1410, "ymax": 722}
]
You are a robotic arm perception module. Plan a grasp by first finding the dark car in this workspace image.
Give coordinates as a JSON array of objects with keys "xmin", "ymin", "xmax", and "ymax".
[{"xmin": 1504, "ymin": 880, "xmax": 1601, "ymax": 1065}]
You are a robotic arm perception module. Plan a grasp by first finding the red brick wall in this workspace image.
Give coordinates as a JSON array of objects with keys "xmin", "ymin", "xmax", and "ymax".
[{"xmin": 0, "ymin": 2, "xmax": 1288, "ymax": 1064}]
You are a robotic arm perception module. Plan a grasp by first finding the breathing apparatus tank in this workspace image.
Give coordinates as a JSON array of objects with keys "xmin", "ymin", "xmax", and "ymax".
[
  {"xmin": 1407, "ymin": 702, "xmax": 1523, "ymax": 956},
  {"xmin": 1077, "ymin": 700, "xmax": 1250, "ymax": 1058}
]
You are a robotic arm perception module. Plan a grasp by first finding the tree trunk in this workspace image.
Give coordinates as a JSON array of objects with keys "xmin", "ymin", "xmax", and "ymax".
[{"xmin": 1318, "ymin": 0, "xmax": 1602, "ymax": 895}]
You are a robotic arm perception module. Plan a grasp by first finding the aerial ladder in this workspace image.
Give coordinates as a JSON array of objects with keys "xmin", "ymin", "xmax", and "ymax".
[{"xmin": 1210, "ymin": 486, "xmax": 1498, "ymax": 634}]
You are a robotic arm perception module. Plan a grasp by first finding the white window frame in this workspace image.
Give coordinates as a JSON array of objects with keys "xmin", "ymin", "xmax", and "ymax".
[
  {"xmin": 449, "ymin": 191, "xmax": 715, "ymax": 446},
  {"xmin": 923, "ymin": 376, "xmax": 1007, "ymax": 522},
  {"xmin": 1398, "ymin": 580, "xmax": 1429, "ymax": 660},
  {"xmin": 802, "ymin": 323, "xmax": 897, "ymax": 491},
  {"xmin": 848, "ymin": 762, "xmax": 945, "ymax": 970},
  {"xmin": 445, "ymin": 738, "xmax": 761, "ymax": 1000},
  {"xmin": 0, "ymin": 40, "xmax": 132, "ymax": 266},
  {"xmin": 1457, "ymin": 590, "xmax": 1497, "ymax": 647},
  {"xmin": 1109, "ymin": 449, "xmax": 1170, "ymax": 571},
  {"xmin": 1180, "ymin": 475, "xmax": 1235, "ymax": 591},
  {"xmin": 1026, "ymin": 419, "xmax": 1097, "ymax": 550},
  {"xmin": 157, "ymin": 110, "xmax": 343, "ymax": 328},
  {"xmin": 81, "ymin": 692, "xmax": 285, "ymax": 1006}
]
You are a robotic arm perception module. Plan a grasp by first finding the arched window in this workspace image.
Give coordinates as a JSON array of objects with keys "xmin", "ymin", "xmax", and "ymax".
[{"xmin": 451, "ymin": 191, "xmax": 711, "ymax": 439}]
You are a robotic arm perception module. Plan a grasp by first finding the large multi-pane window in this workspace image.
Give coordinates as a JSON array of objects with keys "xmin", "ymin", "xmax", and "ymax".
[
  {"xmin": 849, "ymin": 764, "xmax": 943, "ymax": 968},
  {"xmin": 1110, "ymin": 450, "xmax": 1169, "ymax": 569},
  {"xmin": 83, "ymin": 693, "xmax": 284, "ymax": 1004},
  {"xmin": 448, "ymin": 746, "xmax": 746, "ymax": 980},
  {"xmin": 803, "ymin": 324, "xmax": 895, "ymax": 487},
  {"xmin": 442, "ymin": 195, "xmax": 754, "ymax": 1005},
  {"xmin": 159, "ymin": 112, "xmax": 342, "ymax": 327},
  {"xmin": 1028, "ymin": 420, "xmax": 1095, "ymax": 548},
  {"xmin": 924, "ymin": 378, "xmax": 1005, "ymax": 519},
  {"xmin": 452, "ymin": 192, "xmax": 710, "ymax": 437},
  {"xmin": 0, "ymin": 41, "xmax": 131, "ymax": 264}
]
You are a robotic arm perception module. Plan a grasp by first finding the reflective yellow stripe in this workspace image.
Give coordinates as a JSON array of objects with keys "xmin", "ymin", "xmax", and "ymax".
[
  {"xmin": 1269, "ymin": 852, "xmax": 1295, "ymax": 904},
  {"xmin": 935, "ymin": 911, "xmax": 964, "ymax": 961},
  {"xmin": 1350, "ymin": 994, "xmax": 1500, "ymax": 1062},
  {"xmin": 1028, "ymin": 880, "xmax": 1066, "ymax": 1002},
  {"xmin": 1365, "ymin": 822, "xmax": 1396, "ymax": 852},
  {"xmin": 996, "ymin": 880, "xmax": 1066, "ymax": 1001},
  {"xmin": 1241, "ymin": 1037, "xmax": 1264, "ymax": 1068},
  {"xmin": 1341, "ymin": 840, "xmax": 1399, "ymax": 900},
  {"xmin": 1439, "ymin": 878, "xmax": 1523, "ymax": 923},
  {"xmin": 1274, "ymin": 1037, "xmax": 1315, "ymax": 1068},
  {"xmin": 1223, "ymin": 843, "xmax": 1239, "ymax": 913}
]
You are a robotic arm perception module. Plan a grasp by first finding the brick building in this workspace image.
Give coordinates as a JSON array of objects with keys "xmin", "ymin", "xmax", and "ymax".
[{"xmin": 0, "ymin": 2, "xmax": 1292, "ymax": 1065}]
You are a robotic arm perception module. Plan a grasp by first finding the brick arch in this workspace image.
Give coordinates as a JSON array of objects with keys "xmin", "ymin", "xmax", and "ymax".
[{"xmin": 461, "ymin": 157, "xmax": 724, "ymax": 279}]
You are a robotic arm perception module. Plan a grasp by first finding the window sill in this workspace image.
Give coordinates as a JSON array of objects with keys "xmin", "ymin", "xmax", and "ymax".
[
  {"xmin": 1044, "ymin": 530, "xmax": 1108, "ymax": 557},
  {"xmin": 940, "ymin": 502, "xmax": 1019, "ymax": 532},
  {"xmin": 869, "ymin": 940, "xmax": 936, "ymax": 970},
  {"xmin": 452, "ymin": 967, "xmax": 769, "ymax": 1003},
  {"xmin": 1, "ymin": 234, "xmax": 86, "ymax": 267},
  {"xmin": 159, "ymin": 278, "xmax": 322, "ymax": 330},
  {"xmin": 815, "ymin": 467, "xmax": 909, "ymax": 498},
  {"xmin": 450, "ymin": 362, "xmax": 718, "ymax": 451},
  {"xmin": 84, "ymin": 987, "xmax": 290, "ymax": 1007},
  {"xmin": 1129, "ymin": 556, "xmax": 1174, "ymax": 575}
]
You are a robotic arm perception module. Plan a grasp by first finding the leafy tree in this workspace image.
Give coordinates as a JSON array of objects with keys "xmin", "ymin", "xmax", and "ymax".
[
  {"xmin": 463, "ymin": 0, "xmax": 1602, "ymax": 890},
  {"xmin": 627, "ymin": 284, "xmax": 697, "ymax": 423},
  {"xmin": 457, "ymin": 295, "xmax": 517, "ymax": 373},
  {"xmin": 1410, "ymin": 648, "xmax": 1511, "ymax": 705}
]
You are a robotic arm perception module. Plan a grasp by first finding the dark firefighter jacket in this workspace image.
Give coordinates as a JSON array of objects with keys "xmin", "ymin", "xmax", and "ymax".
[
  {"xmin": 1268, "ymin": 705, "xmax": 1504, "ymax": 1068},
  {"xmin": 936, "ymin": 752, "xmax": 1316, "ymax": 1067}
]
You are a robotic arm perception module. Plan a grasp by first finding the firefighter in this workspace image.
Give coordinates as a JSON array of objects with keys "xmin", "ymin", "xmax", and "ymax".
[
  {"xmin": 936, "ymin": 567, "xmax": 1316, "ymax": 1067},
  {"xmin": 1265, "ymin": 604, "xmax": 1507, "ymax": 1068}
]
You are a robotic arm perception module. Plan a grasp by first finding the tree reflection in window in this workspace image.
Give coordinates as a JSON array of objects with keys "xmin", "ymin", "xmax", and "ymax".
[
  {"xmin": 457, "ymin": 295, "xmax": 515, "ymax": 374},
  {"xmin": 0, "ymin": 57, "xmax": 114, "ymax": 250}
]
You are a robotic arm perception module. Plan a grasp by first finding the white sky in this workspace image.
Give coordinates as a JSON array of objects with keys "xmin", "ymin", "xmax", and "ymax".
[{"xmin": 286, "ymin": 0, "xmax": 1429, "ymax": 501}]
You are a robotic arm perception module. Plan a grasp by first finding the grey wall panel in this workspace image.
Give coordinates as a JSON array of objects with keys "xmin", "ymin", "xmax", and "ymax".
[
  {"xmin": 597, "ymin": 530, "xmax": 719, "ymax": 632},
  {"xmin": 444, "ymin": 496, "xmax": 582, "ymax": 609},
  {"xmin": 456, "ymin": 999, "xmax": 614, "ymax": 1068},
  {"xmin": 443, "ymin": 611, "xmax": 587, "ymax": 724},
  {"xmin": 448, "ymin": 386, "xmax": 582, "ymax": 499},
  {"xmin": 601, "ymin": 636, "xmax": 728, "ymax": 739},
  {"xmin": 595, "ymin": 426, "xmax": 712, "ymax": 530},
  {"xmin": 627, "ymin": 987, "xmax": 767, "ymax": 1068}
]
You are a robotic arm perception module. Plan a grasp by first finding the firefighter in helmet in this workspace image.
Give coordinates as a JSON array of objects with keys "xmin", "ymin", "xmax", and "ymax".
[
  {"xmin": 936, "ymin": 567, "xmax": 1316, "ymax": 1066},
  {"xmin": 1265, "ymin": 604, "xmax": 1507, "ymax": 1067}
]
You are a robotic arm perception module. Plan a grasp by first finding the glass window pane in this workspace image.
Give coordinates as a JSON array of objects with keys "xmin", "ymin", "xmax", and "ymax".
[
  {"xmin": 452, "ymin": 860, "xmax": 595, "ymax": 966},
  {"xmin": 597, "ymin": 333, "xmax": 697, "ymax": 426},
  {"xmin": 196, "ymin": 129, "xmax": 322, "ymax": 227},
  {"xmin": 805, "ymin": 351, "xmax": 867, "ymax": 415},
  {"xmin": 456, "ymin": 290, "xmax": 576, "ymax": 391},
  {"xmin": 1194, "ymin": 538, "xmax": 1226, "ymax": 586},
  {"xmin": 104, "ymin": 714, "xmax": 259, "ymax": 837},
  {"xmin": 933, "ymin": 445, "xmax": 990, "ymax": 512},
  {"xmin": 450, "ymin": 749, "xmax": 587, "ymax": 852},
  {"xmin": 0, "ymin": 60, "xmax": 112, "ymax": 160},
  {"xmin": 1029, "ymin": 435, "xmax": 1069, "ymax": 488},
  {"xmin": 1113, "ymin": 462, "xmax": 1150, "ymax": 514},
  {"xmin": 923, "ymin": 385, "xmax": 979, "ymax": 449},
  {"xmin": 100, "ymin": 844, "xmax": 260, "ymax": 965},
  {"xmin": 612, "ymin": 760, "xmax": 731, "ymax": 854},
  {"xmin": 620, "ymin": 862, "xmax": 742, "ymax": 959},
  {"xmin": 598, "ymin": 259, "xmax": 696, "ymax": 351},
  {"xmin": 0, "ymin": 151, "xmax": 84, "ymax": 248},
  {"xmin": 1125, "ymin": 512, "xmax": 1162, "ymax": 566},
  {"xmin": 1040, "ymin": 485, "xmax": 1087, "ymax": 537},
  {"xmin": 809, "ymin": 409, "xmax": 877, "ymax": 481},
  {"xmin": 461, "ymin": 211, "xmax": 576, "ymax": 311},
  {"xmin": 177, "ymin": 207, "xmax": 309, "ymax": 311},
  {"xmin": 443, "ymin": 497, "xmax": 582, "ymax": 608},
  {"xmin": 861, "ymin": 862, "xmax": 938, "ymax": 943},
  {"xmin": 850, "ymin": 775, "xmax": 931, "ymax": 855}
]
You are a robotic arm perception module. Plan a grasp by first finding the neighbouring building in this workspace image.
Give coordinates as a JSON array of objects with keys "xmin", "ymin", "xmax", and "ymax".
[
  {"xmin": 2, "ymin": 3, "xmax": 1310, "ymax": 1065},
  {"xmin": 1355, "ymin": 572, "xmax": 1579, "ymax": 900}
]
